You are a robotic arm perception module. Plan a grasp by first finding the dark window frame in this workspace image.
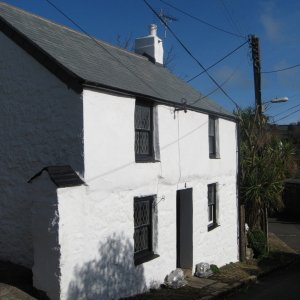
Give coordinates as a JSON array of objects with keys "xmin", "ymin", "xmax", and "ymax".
[
  {"xmin": 135, "ymin": 99, "xmax": 155, "ymax": 162},
  {"xmin": 207, "ymin": 183, "xmax": 218, "ymax": 231},
  {"xmin": 134, "ymin": 195, "xmax": 158, "ymax": 265},
  {"xmin": 209, "ymin": 116, "xmax": 218, "ymax": 159}
]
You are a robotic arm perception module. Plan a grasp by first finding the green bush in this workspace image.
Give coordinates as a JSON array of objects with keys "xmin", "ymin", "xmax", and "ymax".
[
  {"xmin": 210, "ymin": 264, "xmax": 220, "ymax": 274},
  {"xmin": 248, "ymin": 228, "xmax": 267, "ymax": 258}
]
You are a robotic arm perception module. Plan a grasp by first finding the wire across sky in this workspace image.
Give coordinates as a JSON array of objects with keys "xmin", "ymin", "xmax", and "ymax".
[{"xmin": 42, "ymin": 0, "xmax": 299, "ymax": 123}]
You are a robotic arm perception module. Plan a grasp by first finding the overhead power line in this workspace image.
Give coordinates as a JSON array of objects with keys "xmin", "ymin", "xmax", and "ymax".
[
  {"xmin": 160, "ymin": 0, "xmax": 246, "ymax": 39},
  {"xmin": 144, "ymin": 0, "xmax": 240, "ymax": 109},
  {"xmin": 272, "ymin": 102, "xmax": 300, "ymax": 118},
  {"xmin": 187, "ymin": 39, "xmax": 249, "ymax": 82},
  {"xmin": 262, "ymin": 63, "xmax": 300, "ymax": 74},
  {"xmin": 45, "ymin": 0, "xmax": 88, "ymax": 36},
  {"xmin": 219, "ymin": 0, "xmax": 244, "ymax": 38},
  {"xmin": 273, "ymin": 108, "xmax": 300, "ymax": 123},
  {"xmin": 44, "ymin": 0, "xmax": 165, "ymax": 98},
  {"xmin": 190, "ymin": 58, "xmax": 242, "ymax": 106}
]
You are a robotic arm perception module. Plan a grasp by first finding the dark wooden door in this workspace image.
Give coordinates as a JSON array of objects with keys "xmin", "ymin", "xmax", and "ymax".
[{"xmin": 176, "ymin": 188, "xmax": 193, "ymax": 269}]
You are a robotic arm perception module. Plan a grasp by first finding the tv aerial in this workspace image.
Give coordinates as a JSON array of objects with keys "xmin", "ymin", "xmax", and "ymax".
[{"xmin": 158, "ymin": 9, "xmax": 178, "ymax": 38}]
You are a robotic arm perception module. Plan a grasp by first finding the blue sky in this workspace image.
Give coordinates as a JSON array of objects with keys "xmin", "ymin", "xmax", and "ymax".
[{"xmin": 3, "ymin": 0, "xmax": 300, "ymax": 124}]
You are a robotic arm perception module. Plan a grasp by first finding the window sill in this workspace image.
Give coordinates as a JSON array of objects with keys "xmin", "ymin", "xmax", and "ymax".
[
  {"xmin": 134, "ymin": 253, "xmax": 159, "ymax": 266},
  {"xmin": 209, "ymin": 155, "xmax": 220, "ymax": 159},
  {"xmin": 207, "ymin": 223, "xmax": 219, "ymax": 232},
  {"xmin": 135, "ymin": 158, "xmax": 160, "ymax": 163}
]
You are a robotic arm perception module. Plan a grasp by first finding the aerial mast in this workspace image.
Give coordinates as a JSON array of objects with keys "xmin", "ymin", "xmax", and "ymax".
[{"xmin": 158, "ymin": 9, "xmax": 178, "ymax": 38}]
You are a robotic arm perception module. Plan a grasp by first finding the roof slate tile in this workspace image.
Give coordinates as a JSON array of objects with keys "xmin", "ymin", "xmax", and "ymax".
[{"xmin": 0, "ymin": 1, "xmax": 234, "ymax": 118}]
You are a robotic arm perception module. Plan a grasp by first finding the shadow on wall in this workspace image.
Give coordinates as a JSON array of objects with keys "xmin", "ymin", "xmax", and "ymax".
[
  {"xmin": 0, "ymin": 31, "xmax": 84, "ymax": 266},
  {"xmin": 67, "ymin": 233, "xmax": 146, "ymax": 300}
]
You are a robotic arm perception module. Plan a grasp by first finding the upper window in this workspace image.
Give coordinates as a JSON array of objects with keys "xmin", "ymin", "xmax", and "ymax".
[
  {"xmin": 209, "ymin": 116, "xmax": 219, "ymax": 158},
  {"xmin": 135, "ymin": 100, "xmax": 154, "ymax": 162},
  {"xmin": 134, "ymin": 195, "xmax": 157, "ymax": 265},
  {"xmin": 208, "ymin": 183, "xmax": 218, "ymax": 231}
]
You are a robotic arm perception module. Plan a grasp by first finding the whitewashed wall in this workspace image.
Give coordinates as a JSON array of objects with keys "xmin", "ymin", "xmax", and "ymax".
[
  {"xmin": 0, "ymin": 30, "xmax": 238, "ymax": 299},
  {"xmin": 55, "ymin": 88, "xmax": 238, "ymax": 300},
  {"xmin": 0, "ymin": 32, "xmax": 83, "ymax": 267}
]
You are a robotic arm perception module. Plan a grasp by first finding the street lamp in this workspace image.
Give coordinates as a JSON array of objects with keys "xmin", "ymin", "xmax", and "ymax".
[
  {"xmin": 270, "ymin": 97, "xmax": 288, "ymax": 103},
  {"xmin": 262, "ymin": 97, "xmax": 288, "ymax": 112}
]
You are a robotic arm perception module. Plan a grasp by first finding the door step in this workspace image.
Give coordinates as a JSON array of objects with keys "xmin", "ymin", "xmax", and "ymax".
[{"xmin": 181, "ymin": 268, "xmax": 193, "ymax": 278}]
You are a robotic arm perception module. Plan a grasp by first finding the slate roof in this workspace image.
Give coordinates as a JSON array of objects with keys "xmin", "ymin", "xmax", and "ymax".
[
  {"xmin": 28, "ymin": 166, "xmax": 85, "ymax": 188},
  {"xmin": 0, "ymin": 2, "xmax": 234, "ymax": 119}
]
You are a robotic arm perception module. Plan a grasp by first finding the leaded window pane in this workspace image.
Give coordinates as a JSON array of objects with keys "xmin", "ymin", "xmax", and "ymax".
[
  {"xmin": 134, "ymin": 200, "xmax": 150, "ymax": 227},
  {"xmin": 135, "ymin": 104, "xmax": 151, "ymax": 130},
  {"xmin": 135, "ymin": 131, "xmax": 150, "ymax": 155},
  {"xmin": 134, "ymin": 196, "xmax": 153, "ymax": 255},
  {"xmin": 134, "ymin": 227, "xmax": 149, "ymax": 253},
  {"xmin": 135, "ymin": 100, "xmax": 153, "ymax": 160}
]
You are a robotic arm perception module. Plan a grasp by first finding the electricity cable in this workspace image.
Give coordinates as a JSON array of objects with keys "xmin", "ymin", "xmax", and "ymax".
[
  {"xmin": 262, "ymin": 63, "xmax": 300, "ymax": 74},
  {"xmin": 45, "ymin": 0, "xmax": 91, "ymax": 38},
  {"xmin": 187, "ymin": 39, "xmax": 249, "ymax": 82},
  {"xmin": 44, "ymin": 0, "xmax": 164, "ymax": 99},
  {"xmin": 190, "ymin": 57, "xmax": 243, "ymax": 106},
  {"xmin": 272, "ymin": 102, "xmax": 300, "ymax": 118},
  {"xmin": 219, "ymin": 0, "xmax": 244, "ymax": 38},
  {"xmin": 46, "ymin": 0, "xmax": 240, "ymax": 111},
  {"xmin": 160, "ymin": 0, "xmax": 245, "ymax": 39},
  {"xmin": 144, "ymin": 0, "xmax": 240, "ymax": 109},
  {"xmin": 273, "ymin": 108, "xmax": 300, "ymax": 123}
]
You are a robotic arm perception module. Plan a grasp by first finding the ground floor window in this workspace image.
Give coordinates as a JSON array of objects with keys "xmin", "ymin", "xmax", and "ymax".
[
  {"xmin": 134, "ymin": 195, "xmax": 158, "ymax": 265},
  {"xmin": 208, "ymin": 183, "xmax": 218, "ymax": 231}
]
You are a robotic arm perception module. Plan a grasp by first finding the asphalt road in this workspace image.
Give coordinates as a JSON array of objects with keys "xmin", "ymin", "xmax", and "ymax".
[
  {"xmin": 268, "ymin": 218, "xmax": 300, "ymax": 253},
  {"xmin": 225, "ymin": 262, "xmax": 300, "ymax": 300},
  {"xmin": 226, "ymin": 218, "xmax": 300, "ymax": 300}
]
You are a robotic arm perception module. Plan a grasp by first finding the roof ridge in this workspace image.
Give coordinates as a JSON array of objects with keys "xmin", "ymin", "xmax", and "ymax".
[{"xmin": 0, "ymin": 1, "xmax": 148, "ymax": 61}]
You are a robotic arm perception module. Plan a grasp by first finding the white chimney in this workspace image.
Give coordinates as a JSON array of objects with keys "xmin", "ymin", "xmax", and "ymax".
[{"xmin": 135, "ymin": 24, "xmax": 164, "ymax": 65}]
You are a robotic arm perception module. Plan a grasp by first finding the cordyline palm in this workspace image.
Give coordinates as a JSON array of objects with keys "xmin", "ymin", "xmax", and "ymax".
[{"xmin": 236, "ymin": 108, "xmax": 297, "ymax": 229}]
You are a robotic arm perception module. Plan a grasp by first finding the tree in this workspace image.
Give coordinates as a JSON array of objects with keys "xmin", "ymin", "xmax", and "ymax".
[
  {"xmin": 236, "ymin": 108, "xmax": 297, "ymax": 230},
  {"xmin": 116, "ymin": 33, "xmax": 135, "ymax": 51},
  {"xmin": 163, "ymin": 44, "xmax": 175, "ymax": 70}
]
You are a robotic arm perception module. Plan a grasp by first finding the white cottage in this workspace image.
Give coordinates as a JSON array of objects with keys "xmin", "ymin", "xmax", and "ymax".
[{"xmin": 0, "ymin": 2, "xmax": 240, "ymax": 300}]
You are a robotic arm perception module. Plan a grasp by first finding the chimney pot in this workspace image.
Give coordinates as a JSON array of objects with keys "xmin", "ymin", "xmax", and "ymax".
[{"xmin": 149, "ymin": 24, "xmax": 157, "ymax": 36}]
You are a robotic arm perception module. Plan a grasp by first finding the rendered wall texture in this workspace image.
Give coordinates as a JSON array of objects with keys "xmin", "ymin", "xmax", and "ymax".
[
  {"xmin": 0, "ymin": 32, "xmax": 84, "ymax": 267},
  {"xmin": 0, "ymin": 31, "xmax": 238, "ymax": 300},
  {"xmin": 52, "ymin": 89, "xmax": 238, "ymax": 300}
]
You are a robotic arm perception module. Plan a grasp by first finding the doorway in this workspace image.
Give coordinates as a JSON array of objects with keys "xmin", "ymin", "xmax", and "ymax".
[{"xmin": 176, "ymin": 188, "xmax": 193, "ymax": 269}]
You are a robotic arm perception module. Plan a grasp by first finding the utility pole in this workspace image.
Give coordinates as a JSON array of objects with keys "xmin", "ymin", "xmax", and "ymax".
[
  {"xmin": 238, "ymin": 35, "xmax": 263, "ymax": 262},
  {"xmin": 250, "ymin": 35, "xmax": 262, "ymax": 115},
  {"xmin": 250, "ymin": 34, "xmax": 269, "ymax": 253}
]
